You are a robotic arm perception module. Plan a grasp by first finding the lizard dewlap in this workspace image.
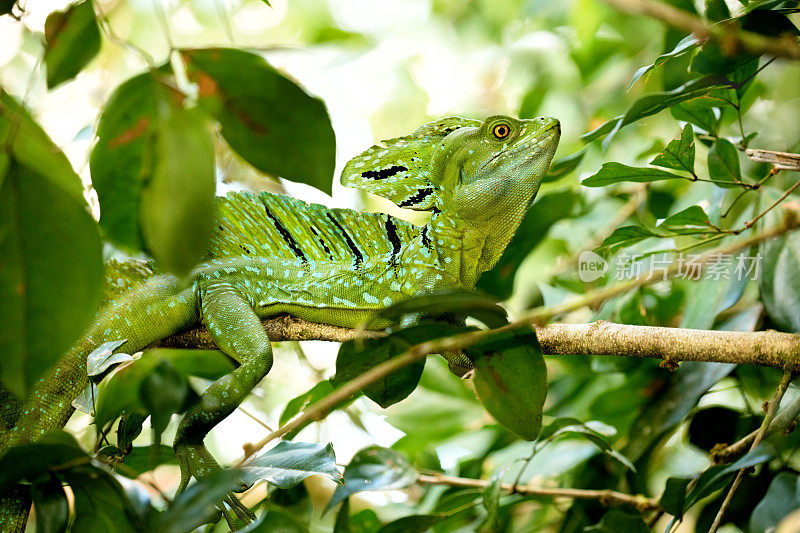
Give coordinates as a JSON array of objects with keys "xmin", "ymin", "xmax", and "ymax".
[{"xmin": 1, "ymin": 115, "xmax": 559, "ymax": 519}]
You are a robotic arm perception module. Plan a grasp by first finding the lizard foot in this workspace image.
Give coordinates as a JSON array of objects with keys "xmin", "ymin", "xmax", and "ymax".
[{"xmin": 174, "ymin": 444, "xmax": 254, "ymax": 528}]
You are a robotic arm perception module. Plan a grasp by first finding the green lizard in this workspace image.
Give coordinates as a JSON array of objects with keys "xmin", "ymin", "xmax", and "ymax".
[{"xmin": 0, "ymin": 113, "xmax": 559, "ymax": 528}]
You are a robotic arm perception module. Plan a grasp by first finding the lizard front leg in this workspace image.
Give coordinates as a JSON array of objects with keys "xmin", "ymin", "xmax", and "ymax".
[{"xmin": 173, "ymin": 285, "xmax": 273, "ymax": 498}]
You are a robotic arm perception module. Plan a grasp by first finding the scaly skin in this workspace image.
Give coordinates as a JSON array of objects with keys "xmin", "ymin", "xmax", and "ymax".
[{"xmin": 0, "ymin": 115, "xmax": 559, "ymax": 530}]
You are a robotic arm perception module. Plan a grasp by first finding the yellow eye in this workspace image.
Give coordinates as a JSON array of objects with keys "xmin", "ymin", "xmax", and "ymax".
[{"xmin": 492, "ymin": 123, "xmax": 510, "ymax": 139}]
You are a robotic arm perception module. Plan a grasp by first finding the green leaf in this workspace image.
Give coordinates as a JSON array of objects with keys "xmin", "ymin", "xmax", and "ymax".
[
  {"xmin": 246, "ymin": 509, "xmax": 310, "ymax": 532},
  {"xmin": 538, "ymin": 420, "xmax": 635, "ymax": 471},
  {"xmin": 95, "ymin": 349, "xmax": 234, "ymax": 428},
  {"xmin": 91, "ymin": 72, "xmax": 160, "ymax": 249},
  {"xmin": 43, "ymin": 0, "xmax": 101, "ymax": 88},
  {"xmin": 581, "ymin": 76, "xmax": 728, "ymax": 148},
  {"xmin": 64, "ymin": 468, "xmax": 143, "ymax": 532},
  {"xmin": 182, "ymin": 48, "xmax": 336, "ymax": 194},
  {"xmin": 90, "ymin": 71, "xmax": 217, "ymax": 275},
  {"xmin": 377, "ymin": 515, "xmax": 445, "ymax": 533},
  {"xmin": 659, "ymin": 477, "xmax": 691, "ymax": 519},
  {"xmin": 759, "ymin": 231, "xmax": 800, "ymax": 332},
  {"xmin": 86, "ymin": 339, "xmax": 132, "ymax": 380},
  {"xmin": 628, "ymin": 36, "xmax": 700, "ymax": 90},
  {"xmin": 650, "ymin": 124, "xmax": 696, "ymax": 175},
  {"xmin": 681, "ymin": 251, "xmax": 751, "ymax": 329},
  {"xmin": 120, "ymin": 445, "xmax": 178, "ymax": 478},
  {"xmin": 657, "ymin": 205, "xmax": 717, "ymax": 234},
  {"xmin": 336, "ymin": 323, "xmax": 460, "ymax": 408},
  {"xmin": 585, "ymin": 511, "xmax": 649, "ymax": 533},
  {"xmin": 469, "ymin": 326, "xmax": 547, "ymax": 441},
  {"xmin": 325, "ymin": 446, "xmax": 416, "ymax": 513},
  {"xmin": 478, "ymin": 191, "xmax": 579, "ymax": 299},
  {"xmin": 704, "ymin": 0, "xmax": 730, "ymax": 20},
  {"xmin": 684, "ymin": 446, "xmax": 773, "ymax": 510},
  {"xmin": 0, "ymin": 431, "xmax": 86, "ymax": 492},
  {"xmin": 139, "ymin": 96, "xmax": 216, "ymax": 276},
  {"xmin": 624, "ymin": 362, "xmax": 734, "ymax": 462},
  {"xmin": 749, "ymin": 472, "xmax": 800, "ymax": 533},
  {"xmin": 670, "ymin": 98, "xmax": 720, "ymax": 135},
  {"xmin": 0, "ymin": 91, "xmax": 103, "ymax": 398},
  {"xmin": 597, "ymin": 225, "xmax": 660, "ymax": 253},
  {"xmin": 116, "ymin": 412, "xmax": 147, "ymax": 452},
  {"xmin": 240, "ymin": 441, "xmax": 343, "ymax": 489},
  {"xmin": 543, "ymin": 149, "xmax": 586, "ymax": 183},
  {"xmin": 691, "ymin": 42, "xmax": 757, "ymax": 76},
  {"xmin": 518, "ymin": 77, "xmax": 550, "ymax": 119},
  {"xmin": 582, "ymin": 163, "xmax": 684, "ymax": 187},
  {"xmin": 0, "ymin": 91, "xmax": 86, "ymax": 199},
  {"xmin": 153, "ymin": 468, "xmax": 244, "ymax": 533},
  {"xmin": 31, "ymin": 475, "xmax": 69, "ymax": 533},
  {"xmin": 139, "ymin": 359, "xmax": 189, "ymax": 444},
  {"xmin": 707, "ymin": 138, "xmax": 742, "ymax": 187}
]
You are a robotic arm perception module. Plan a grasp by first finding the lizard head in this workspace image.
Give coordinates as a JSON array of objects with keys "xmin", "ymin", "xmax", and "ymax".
[
  {"xmin": 434, "ymin": 115, "xmax": 560, "ymax": 225},
  {"xmin": 341, "ymin": 115, "xmax": 559, "ymax": 224}
]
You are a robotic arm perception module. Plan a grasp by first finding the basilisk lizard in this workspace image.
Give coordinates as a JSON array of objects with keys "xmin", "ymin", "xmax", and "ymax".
[{"xmin": 0, "ymin": 114, "xmax": 559, "ymax": 527}]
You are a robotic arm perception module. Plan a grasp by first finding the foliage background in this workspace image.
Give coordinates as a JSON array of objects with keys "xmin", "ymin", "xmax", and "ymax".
[{"xmin": 2, "ymin": 0, "xmax": 800, "ymax": 532}]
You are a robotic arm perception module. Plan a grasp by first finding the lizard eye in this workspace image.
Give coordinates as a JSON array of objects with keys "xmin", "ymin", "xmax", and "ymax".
[{"xmin": 492, "ymin": 123, "xmax": 510, "ymax": 140}]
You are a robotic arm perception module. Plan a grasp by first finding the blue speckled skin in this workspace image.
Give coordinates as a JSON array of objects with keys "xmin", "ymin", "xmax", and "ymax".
[{"xmin": 0, "ymin": 115, "xmax": 559, "ymax": 529}]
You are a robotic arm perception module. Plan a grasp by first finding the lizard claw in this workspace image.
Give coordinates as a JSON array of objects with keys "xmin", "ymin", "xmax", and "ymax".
[{"xmin": 174, "ymin": 444, "xmax": 254, "ymax": 529}]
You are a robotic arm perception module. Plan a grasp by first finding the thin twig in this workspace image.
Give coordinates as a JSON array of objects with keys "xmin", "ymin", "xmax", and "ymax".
[
  {"xmin": 417, "ymin": 473, "xmax": 662, "ymax": 512},
  {"xmin": 738, "ymin": 178, "xmax": 800, "ymax": 231},
  {"xmin": 709, "ymin": 371, "xmax": 794, "ymax": 533},
  {"xmin": 150, "ymin": 0, "xmax": 175, "ymax": 50},
  {"xmin": 93, "ymin": 3, "xmax": 156, "ymax": 68},
  {"xmin": 599, "ymin": 0, "xmax": 800, "ymax": 61},
  {"xmin": 237, "ymin": 406, "xmax": 273, "ymax": 432},
  {"xmin": 714, "ymin": 388, "xmax": 800, "ymax": 463}
]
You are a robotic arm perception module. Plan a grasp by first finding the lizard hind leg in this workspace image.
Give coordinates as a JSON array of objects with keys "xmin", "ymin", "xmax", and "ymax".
[{"xmin": 173, "ymin": 285, "xmax": 274, "ymax": 497}]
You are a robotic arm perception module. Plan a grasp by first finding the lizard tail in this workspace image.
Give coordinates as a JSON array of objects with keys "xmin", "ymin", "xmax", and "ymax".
[{"xmin": 0, "ymin": 272, "xmax": 199, "ymax": 530}]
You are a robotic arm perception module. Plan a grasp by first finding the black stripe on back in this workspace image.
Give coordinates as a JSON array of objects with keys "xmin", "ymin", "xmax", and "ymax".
[
  {"xmin": 398, "ymin": 187, "xmax": 434, "ymax": 208},
  {"xmin": 362, "ymin": 164, "xmax": 408, "ymax": 180},
  {"xmin": 263, "ymin": 205, "xmax": 307, "ymax": 263},
  {"xmin": 327, "ymin": 213, "xmax": 363, "ymax": 268},
  {"xmin": 421, "ymin": 226, "xmax": 431, "ymax": 249},
  {"xmin": 385, "ymin": 217, "xmax": 402, "ymax": 262},
  {"xmin": 309, "ymin": 225, "xmax": 335, "ymax": 260}
]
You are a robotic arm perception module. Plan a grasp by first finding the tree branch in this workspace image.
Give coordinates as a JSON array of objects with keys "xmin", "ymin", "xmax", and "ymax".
[
  {"xmin": 538, "ymin": 322, "xmax": 800, "ymax": 370},
  {"xmin": 416, "ymin": 473, "xmax": 662, "ymax": 512},
  {"xmin": 598, "ymin": 0, "xmax": 800, "ymax": 61}
]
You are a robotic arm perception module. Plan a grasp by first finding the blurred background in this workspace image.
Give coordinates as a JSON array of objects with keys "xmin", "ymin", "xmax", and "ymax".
[{"xmin": 2, "ymin": 1, "xmax": 800, "ymax": 530}]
